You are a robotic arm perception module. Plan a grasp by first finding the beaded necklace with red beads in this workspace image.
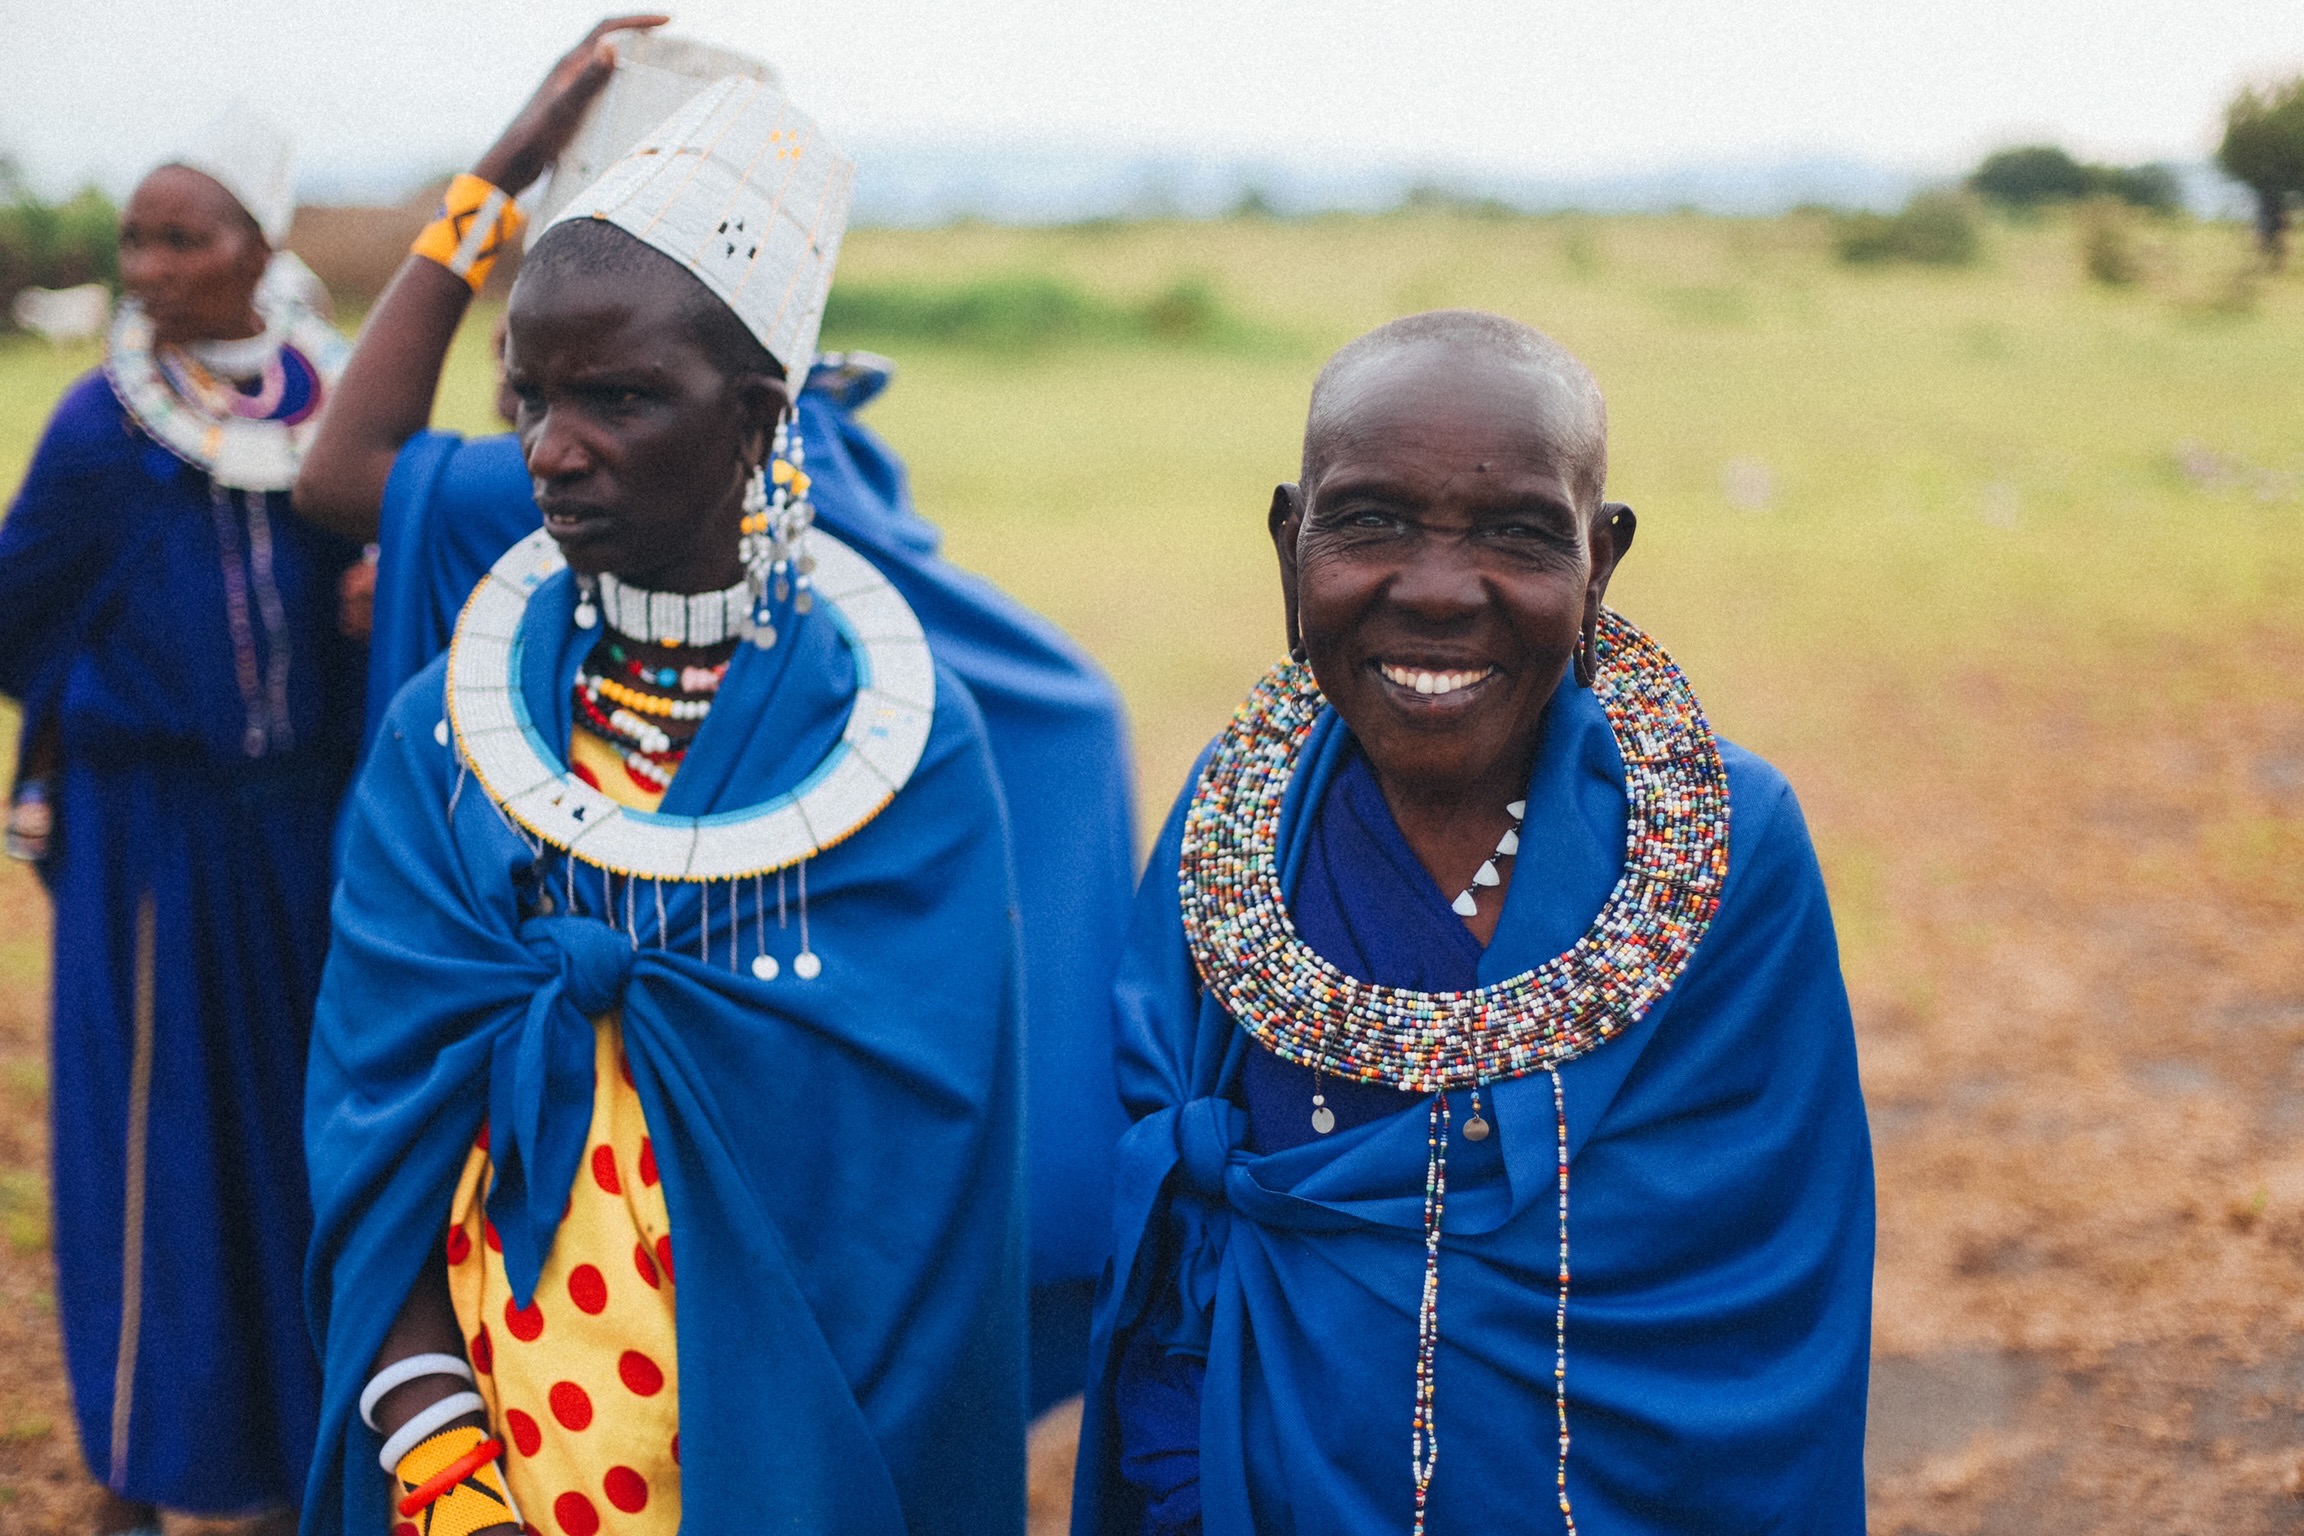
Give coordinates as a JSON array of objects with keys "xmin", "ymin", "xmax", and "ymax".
[
  {"xmin": 1177, "ymin": 608, "xmax": 1731, "ymax": 1536},
  {"xmin": 571, "ymin": 629, "xmax": 736, "ymax": 798}
]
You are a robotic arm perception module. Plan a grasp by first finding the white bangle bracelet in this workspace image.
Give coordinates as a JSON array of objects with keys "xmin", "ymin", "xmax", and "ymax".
[
  {"xmin": 359, "ymin": 1352, "xmax": 476, "ymax": 1432},
  {"xmin": 377, "ymin": 1390, "xmax": 488, "ymax": 1474}
]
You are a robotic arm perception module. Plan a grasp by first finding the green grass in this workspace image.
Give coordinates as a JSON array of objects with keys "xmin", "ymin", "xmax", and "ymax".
[{"xmin": 7, "ymin": 209, "xmax": 2301, "ymax": 957}]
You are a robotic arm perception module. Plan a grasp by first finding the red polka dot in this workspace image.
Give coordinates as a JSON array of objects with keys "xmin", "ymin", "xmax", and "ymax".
[
  {"xmin": 549, "ymin": 1379, "xmax": 594, "ymax": 1431},
  {"xmin": 603, "ymin": 1465, "xmax": 649, "ymax": 1514},
  {"xmin": 524, "ymin": 1526, "xmax": 543, "ymax": 1536},
  {"xmin": 638, "ymin": 1138, "xmax": 658, "ymax": 1187},
  {"xmin": 469, "ymin": 1325, "xmax": 493, "ymax": 1375},
  {"xmin": 393, "ymin": 1523, "xmax": 419, "ymax": 1536},
  {"xmin": 654, "ymin": 1234, "xmax": 675, "ymax": 1285},
  {"xmin": 570, "ymin": 761, "xmax": 602, "ymax": 791},
  {"xmin": 484, "ymin": 1219, "xmax": 503, "ymax": 1254},
  {"xmin": 670, "ymin": 1432, "xmax": 679, "ymax": 1465},
  {"xmin": 553, "ymin": 1490, "xmax": 599, "ymax": 1536},
  {"xmin": 568, "ymin": 1263, "xmax": 608, "ymax": 1315},
  {"xmin": 505, "ymin": 1406, "xmax": 541, "ymax": 1458},
  {"xmin": 505, "ymin": 1295, "xmax": 544, "ymax": 1343},
  {"xmin": 618, "ymin": 1052, "xmax": 636, "ymax": 1088},
  {"xmin": 474, "ymin": 1118, "xmax": 491, "ymax": 1151},
  {"xmin": 617, "ymin": 1349, "xmax": 664, "ymax": 1397},
  {"xmin": 445, "ymin": 1224, "xmax": 471, "ymax": 1265},
  {"xmin": 633, "ymin": 1240, "xmax": 661, "ymax": 1289},
  {"xmin": 590, "ymin": 1144, "xmax": 621, "ymax": 1194}
]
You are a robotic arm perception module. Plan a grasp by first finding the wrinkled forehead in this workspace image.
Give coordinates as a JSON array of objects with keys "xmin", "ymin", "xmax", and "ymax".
[{"xmin": 1306, "ymin": 343, "xmax": 1603, "ymax": 491}]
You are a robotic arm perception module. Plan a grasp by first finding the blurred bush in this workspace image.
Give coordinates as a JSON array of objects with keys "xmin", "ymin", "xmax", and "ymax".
[
  {"xmin": 821, "ymin": 271, "xmax": 1246, "ymax": 351},
  {"xmin": 1970, "ymin": 145, "xmax": 2181, "ymax": 214},
  {"xmin": 2078, "ymin": 197, "xmax": 2141, "ymax": 286},
  {"xmin": 1836, "ymin": 192, "xmax": 1980, "ymax": 266},
  {"xmin": 0, "ymin": 159, "xmax": 118, "ymax": 327}
]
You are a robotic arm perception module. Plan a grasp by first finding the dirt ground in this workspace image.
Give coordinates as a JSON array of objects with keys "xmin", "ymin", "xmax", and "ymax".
[{"xmin": 0, "ymin": 621, "xmax": 2297, "ymax": 1533}]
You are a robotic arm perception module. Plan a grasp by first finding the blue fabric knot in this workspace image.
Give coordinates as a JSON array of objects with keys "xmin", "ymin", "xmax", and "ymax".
[
  {"xmin": 484, "ymin": 914, "xmax": 636, "ymax": 1304},
  {"xmin": 1174, "ymin": 1096, "xmax": 1245, "ymax": 1198},
  {"xmin": 526, "ymin": 911, "xmax": 637, "ymax": 1015}
]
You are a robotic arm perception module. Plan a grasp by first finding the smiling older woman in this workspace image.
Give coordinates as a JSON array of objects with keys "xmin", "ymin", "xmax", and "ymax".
[{"xmin": 1071, "ymin": 312, "xmax": 1874, "ymax": 1536}]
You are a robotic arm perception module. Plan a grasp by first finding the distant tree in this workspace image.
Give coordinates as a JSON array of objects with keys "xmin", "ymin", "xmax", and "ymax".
[
  {"xmin": 1971, "ymin": 145, "xmax": 2093, "ymax": 208},
  {"xmin": 0, "ymin": 175, "xmax": 119, "ymax": 320},
  {"xmin": 2217, "ymin": 77, "xmax": 2304, "ymax": 266},
  {"xmin": 1971, "ymin": 145, "xmax": 2183, "ymax": 214}
]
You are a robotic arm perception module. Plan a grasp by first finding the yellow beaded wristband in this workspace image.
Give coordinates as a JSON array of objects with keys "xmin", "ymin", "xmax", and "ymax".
[
  {"xmin": 393, "ymin": 1423, "xmax": 519, "ymax": 1536},
  {"xmin": 410, "ymin": 173, "xmax": 526, "ymax": 293}
]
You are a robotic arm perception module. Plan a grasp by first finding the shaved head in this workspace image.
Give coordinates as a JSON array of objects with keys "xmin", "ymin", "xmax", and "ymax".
[{"xmin": 1302, "ymin": 310, "xmax": 1608, "ymax": 512}]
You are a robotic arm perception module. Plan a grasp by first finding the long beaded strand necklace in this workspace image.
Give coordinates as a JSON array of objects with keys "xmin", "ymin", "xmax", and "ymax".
[
  {"xmin": 571, "ymin": 625, "xmax": 736, "ymax": 797},
  {"xmin": 1178, "ymin": 609, "xmax": 1731, "ymax": 1535}
]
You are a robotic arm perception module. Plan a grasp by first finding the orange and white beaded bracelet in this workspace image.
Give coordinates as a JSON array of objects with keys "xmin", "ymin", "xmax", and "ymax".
[{"xmin": 410, "ymin": 173, "xmax": 526, "ymax": 293}]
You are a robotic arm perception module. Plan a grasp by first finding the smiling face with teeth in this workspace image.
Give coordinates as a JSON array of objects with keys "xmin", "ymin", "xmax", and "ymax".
[{"xmin": 1270, "ymin": 317, "xmax": 1634, "ymax": 923}]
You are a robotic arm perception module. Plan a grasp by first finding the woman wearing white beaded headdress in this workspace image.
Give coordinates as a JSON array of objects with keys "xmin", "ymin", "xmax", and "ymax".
[
  {"xmin": 303, "ymin": 57, "xmax": 1028, "ymax": 1536},
  {"xmin": 1074, "ymin": 312, "xmax": 1875, "ymax": 1536},
  {"xmin": 0, "ymin": 102, "xmax": 361, "ymax": 1536}
]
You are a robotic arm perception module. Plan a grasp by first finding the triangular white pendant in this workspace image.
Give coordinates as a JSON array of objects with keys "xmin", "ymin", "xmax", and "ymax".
[
  {"xmin": 1506, "ymin": 800, "xmax": 1526, "ymax": 819},
  {"xmin": 1451, "ymin": 889, "xmax": 1480, "ymax": 917},
  {"xmin": 1496, "ymin": 828, "xmax": 1519, "ymax": 857},
  {"xmin": 1472, "ymin": 859, "xmax": 1501, "ymax": 887}
]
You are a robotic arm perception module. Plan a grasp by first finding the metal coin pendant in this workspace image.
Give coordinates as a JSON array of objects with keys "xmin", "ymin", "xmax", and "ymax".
[
  {"xmin": 1463, "ymin": 1114, "xmax": 1491, "ymax": 1142},
  {"xmin": 1311, "ymin": 1093, "xmax": 1335, "ymax": 1135}
]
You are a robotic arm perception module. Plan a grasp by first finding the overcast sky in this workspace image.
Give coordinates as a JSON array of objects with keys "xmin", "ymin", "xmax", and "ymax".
[{"xmin": 4, "ymin": 0, "xmax": 2302, "ymax": 197}]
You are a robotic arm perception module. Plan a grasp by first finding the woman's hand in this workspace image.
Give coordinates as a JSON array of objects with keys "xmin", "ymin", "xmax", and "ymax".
[
  {"xmin": 293, "ymin": 13, "xmax": 670, "ymax": 542},
  {"xmin": 472, "ymin": 14, "xmax": 672, "ymax": 198},
  {"xmin": 338, "ymin": 549, "xmax": 378, "ymax": 643}
]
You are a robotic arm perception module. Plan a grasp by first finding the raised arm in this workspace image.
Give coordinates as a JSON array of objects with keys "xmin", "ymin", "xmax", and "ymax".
[{"xmin": 291, "ymin": 14, "xmax": 669, "ymax": 541}]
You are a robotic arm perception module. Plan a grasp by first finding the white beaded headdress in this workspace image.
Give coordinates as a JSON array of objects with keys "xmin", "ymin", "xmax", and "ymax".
[
  {"xmin": 542, "ymin": 74, "xmax": 853, "ymax": 374},
  {"xmin": 169, "ymin": 103, "xmax": 296, "ymax": 246},
  {"xmin": 527, "ymin": 31, "xmax": 780, "ymax": 245}
]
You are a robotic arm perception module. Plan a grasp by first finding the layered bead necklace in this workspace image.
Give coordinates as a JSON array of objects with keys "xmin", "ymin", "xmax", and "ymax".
[
  {"xmin": 1178, "ymin": 609, "xmax": 1731, "ymax": 1536},
  {"xmin": 570, "ymin": 598, "xmax": 741, "ymax": 798}
]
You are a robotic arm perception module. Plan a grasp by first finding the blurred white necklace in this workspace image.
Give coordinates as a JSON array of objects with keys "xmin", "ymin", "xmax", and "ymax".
[{"xmin": 105, "ymin": 295, "xmax": 346, "ymax": 491}]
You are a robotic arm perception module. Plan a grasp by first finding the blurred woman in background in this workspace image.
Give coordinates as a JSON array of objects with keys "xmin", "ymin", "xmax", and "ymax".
[{"xmin": 0, "ymin": 109, "xmax": 360, "ymax": 1535}]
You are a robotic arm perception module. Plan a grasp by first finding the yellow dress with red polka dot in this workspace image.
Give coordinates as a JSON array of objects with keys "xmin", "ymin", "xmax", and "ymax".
[{"xmin": 448, "ymin": 733, "xmax": 680, "ymax": 1536}]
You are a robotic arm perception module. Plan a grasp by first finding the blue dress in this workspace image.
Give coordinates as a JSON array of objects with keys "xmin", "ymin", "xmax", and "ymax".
[
  {"xmin": 363, "ymin": 361, "xmax": 1135, "ymax": 1410},
  {"xmin": 305, "ymin": 557, "xmax": 1025, "ymax": 1535},
  {"xmin": 0, "ymin": 366, "xmax": 364, "ymax": 1512},
  {"xmin": 1075, "ymin": 679, "xmax": 1875, "ymax": 1535}
]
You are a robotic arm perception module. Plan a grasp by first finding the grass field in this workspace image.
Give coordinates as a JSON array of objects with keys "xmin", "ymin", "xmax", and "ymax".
[{"xmin": 0, "ymin": 207, "xmax": 2301, "ymax": 1532}]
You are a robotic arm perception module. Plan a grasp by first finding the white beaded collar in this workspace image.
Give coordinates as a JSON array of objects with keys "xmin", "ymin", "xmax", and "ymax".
[
  {"xmin": 447, "ymin": 528, "xmax": 934, "ymax": 881},
  {"xmin": 594, "ymin": 571, "xmax": 751, "ymax": 648},
  {"xmin": 104, "ymin": 295, "xmax": 347, "ymax": 492}
]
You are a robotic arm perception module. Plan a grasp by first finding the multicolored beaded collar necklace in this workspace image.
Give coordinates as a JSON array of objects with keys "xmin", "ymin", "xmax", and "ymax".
[{"xmin": 1178, "ymin": 608, "xmax": 1731, "ymax": 1536}]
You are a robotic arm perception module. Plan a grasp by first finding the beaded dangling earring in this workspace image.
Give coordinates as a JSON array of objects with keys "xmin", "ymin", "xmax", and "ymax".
[
  {"xmin": 573, "ymin": 572, "xmax": 599, "ymax": 630},
  {"xmin": 739, "ymin": 458, "xmax": 775, "ymax": 648},
  {"xmin": 1572, "ymin": 621, "xmax": 1597, "ymax": 688},
  {"xmin": 741, "ymin": 408, "xmax": 819, "ymax": 649}
]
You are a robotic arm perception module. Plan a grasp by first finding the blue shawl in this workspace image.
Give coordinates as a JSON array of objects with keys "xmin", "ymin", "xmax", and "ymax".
[
  {"xmin": 366, "ymin": 369, "xmax": 1134, "ymax": 1407},
  {"xmin": 1074, "ymin": 678, "xmax": 1873, "ymax": 1534},
  {"xmin": 304, "ymin": 565, "xmax": 1026, "ymax": 1534}
]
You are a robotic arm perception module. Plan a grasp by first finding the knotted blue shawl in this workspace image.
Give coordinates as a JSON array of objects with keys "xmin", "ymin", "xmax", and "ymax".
[
  {"xmin": 1074, "ymin": 679, "xmax": 1874, "ymax": 1534},
  {"xmin": 366, "ymin": 367, "xmax": 1133, "ymax": 1407},
  {"xmin": 304, "ymin": 567, "xmax": 1026, "ymax": 1534}
]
